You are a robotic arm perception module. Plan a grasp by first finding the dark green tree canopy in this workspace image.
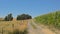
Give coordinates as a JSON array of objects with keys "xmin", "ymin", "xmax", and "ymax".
[
  {"xmin": 4, "ymin": 13, "xmax": 13, "ymax": 21},
  {"xmin": 17, "ymin": 14, "xmax": 32, "ymax": 20}
]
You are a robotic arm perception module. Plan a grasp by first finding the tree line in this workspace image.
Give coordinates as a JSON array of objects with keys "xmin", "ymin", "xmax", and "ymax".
[{"xmin": 4, "ymin": 13, "xmax": 32, "ymax": 21}]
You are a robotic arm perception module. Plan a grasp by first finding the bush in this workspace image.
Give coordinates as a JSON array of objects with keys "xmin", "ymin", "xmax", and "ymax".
[
  {"xmin": 4, "ymin": 13, "xmax": 13, "ymax": 21},
  {"xmin": 17, "ymin": 14, "xmax": 32, "ymax": 20}
]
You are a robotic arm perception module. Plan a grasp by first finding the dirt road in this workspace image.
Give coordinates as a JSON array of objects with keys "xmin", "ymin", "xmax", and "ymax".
[{"xmin": 27, "ymin": 20, "xmax": 56, "ymax": 34}]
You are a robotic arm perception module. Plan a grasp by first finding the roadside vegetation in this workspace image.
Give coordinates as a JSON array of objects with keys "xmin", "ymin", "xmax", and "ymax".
[
  {"xmin": 35, "ymin": 11, "xmax": 60, "ymax": 30},
  {"xmin": 8, "ymin": 29, "xmax": 28, "ymax": 34},
  {"xmin": 0, "ymin": 21, "xmax": 28, "ymax": 34},
  {"xmin": 0, "ymin": 13, "xmax": 32, "ymax": 34}
]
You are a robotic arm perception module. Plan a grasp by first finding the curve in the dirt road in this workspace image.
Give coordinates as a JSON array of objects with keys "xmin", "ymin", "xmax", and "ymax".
[
  {"xmin": 27, "ymin": 20, "xmax": 56, "ymax": 34},
  {"xmin": 27, "ymin": 20, "xmax": 45, "ymax": 34}
]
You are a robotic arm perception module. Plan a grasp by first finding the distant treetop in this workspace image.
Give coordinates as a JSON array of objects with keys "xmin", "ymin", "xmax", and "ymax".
[{"xmin": 17, "ymin": 14, "xmax": 32, "ymax": 20}]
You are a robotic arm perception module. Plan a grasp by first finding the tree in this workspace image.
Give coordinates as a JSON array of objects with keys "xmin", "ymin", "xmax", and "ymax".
[
  {"xmin": 17, "ymin": 14, "xmax": 32, "ymax": 20},
  {"xmin": 4, "ymin": 13, "xmax": 13, "ymax": 21}
]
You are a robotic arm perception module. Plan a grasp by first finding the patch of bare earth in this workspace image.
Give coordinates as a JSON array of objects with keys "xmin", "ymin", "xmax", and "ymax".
[{"xmin": 28, "ymin": 20, "xmax": 56, "ymax": 34}]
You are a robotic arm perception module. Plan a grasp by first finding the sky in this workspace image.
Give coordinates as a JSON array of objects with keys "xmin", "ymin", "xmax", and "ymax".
[{"xmin": 0, "ymin": 0, "xmax": 60, "ymax": 18}]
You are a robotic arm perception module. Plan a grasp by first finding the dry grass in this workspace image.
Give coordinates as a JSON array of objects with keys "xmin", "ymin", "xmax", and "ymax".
[{"xmin": 0, "ymin": 20, "xmax": 28, "ymax": 34}]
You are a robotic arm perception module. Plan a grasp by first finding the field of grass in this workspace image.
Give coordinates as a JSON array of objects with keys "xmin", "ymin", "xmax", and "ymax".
[
  {"xmin": 35, "ymin": 11, "xmax": 60, "ymax": 30},
  {"xmin": 0, "ymin": 20, "xmax": 28, "ymax": 34}
]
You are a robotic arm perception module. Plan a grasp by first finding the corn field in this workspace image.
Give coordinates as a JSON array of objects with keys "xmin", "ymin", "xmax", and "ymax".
[{"xmin": 35, "ymin": 11, "xmax": 60, "ymax": 29}]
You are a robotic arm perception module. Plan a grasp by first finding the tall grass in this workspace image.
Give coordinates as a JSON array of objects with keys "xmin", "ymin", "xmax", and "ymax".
[
  {"xmin": 8, "ymin": 29, "xmax": 28, "ymax": 34},
  {"xmin": 35, "ymin": 11, "xmax": 60, "ymax": 29},
  {"xmin": 0, "ymin": 20, "xmax": 28, "ymax": 34}
]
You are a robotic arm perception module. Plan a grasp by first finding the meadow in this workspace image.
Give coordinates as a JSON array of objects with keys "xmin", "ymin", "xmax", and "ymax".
[{"xmin": 0, "ymin": 20, "xmax": 28, "ymax": 34}]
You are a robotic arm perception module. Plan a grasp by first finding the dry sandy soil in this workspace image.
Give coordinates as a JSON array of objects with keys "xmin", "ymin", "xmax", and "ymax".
[{"xmin": 28, "ymin": 20, "xmax": 56, "ymax": 34}]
